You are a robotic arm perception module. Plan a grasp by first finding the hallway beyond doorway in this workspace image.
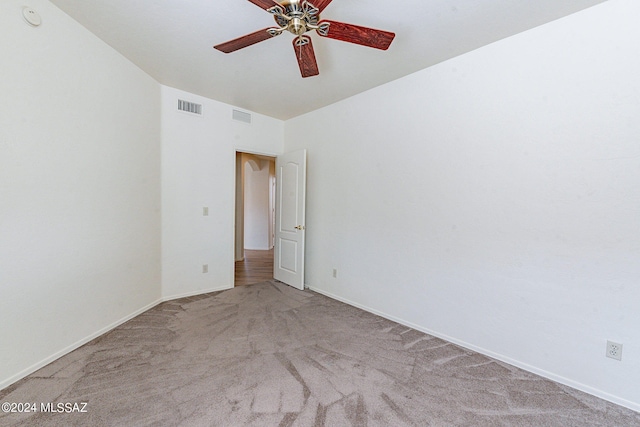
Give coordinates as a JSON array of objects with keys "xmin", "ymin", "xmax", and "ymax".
[{"xmin": 235, "ymin": 249, "xmax": 274, "ymax": 286}]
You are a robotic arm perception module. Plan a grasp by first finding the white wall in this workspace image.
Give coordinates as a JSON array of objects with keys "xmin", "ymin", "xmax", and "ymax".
[
  {"xmin": 161, "ymin": 87, "xmax": 283, "ymax": 298},
  {"xmin": 244, "ymin": 159, "xmax": 273, "ymax": 250},
  {"xmin": 284, "ymin": 0, "xmax": 640, "ymax": 411},
  {"xmin": 0, "ymin": 0, "xmax": 161, "ymax": 389}
]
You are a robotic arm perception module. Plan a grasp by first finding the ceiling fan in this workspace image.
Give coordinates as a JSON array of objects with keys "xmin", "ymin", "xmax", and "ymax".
[{"xmin": 214, "ymin": 0, "xmax": 395, "ymax": 78}]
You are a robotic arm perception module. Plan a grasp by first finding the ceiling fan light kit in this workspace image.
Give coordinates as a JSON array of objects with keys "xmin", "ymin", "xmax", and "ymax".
[{"xmin": 214, "ymin": 0, "xmax": 395, "ymax": 78}]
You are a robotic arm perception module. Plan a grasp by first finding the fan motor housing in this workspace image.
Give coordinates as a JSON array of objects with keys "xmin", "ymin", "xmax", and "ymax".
[{"xmin": 273, "ymin": 0, "xmax": 320, "ymax": 35}]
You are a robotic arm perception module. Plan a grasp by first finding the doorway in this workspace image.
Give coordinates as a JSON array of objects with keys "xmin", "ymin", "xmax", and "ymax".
[{"xmin": 235, "ymin": 152, "xmax": 276, "ymax": 286}]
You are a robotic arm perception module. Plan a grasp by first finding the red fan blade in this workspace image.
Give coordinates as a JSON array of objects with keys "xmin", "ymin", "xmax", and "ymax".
[
  {"xmin": 293, "ymin": 36, "xmax": 319, "ymax": 78},
  {"xmin": 318, "ymin": 20, "xmax": 395, "ymax": 50},
  {"xmin": 311, "ymin": 0, "xmax": 333, "ymax": 13},
  {"xmin": 214, "ymin": 28, "xmax": 275, "ymax": 53},
  {"xmin": 247, "ymin": 0, "xmax": 281, "ymax": 10}
]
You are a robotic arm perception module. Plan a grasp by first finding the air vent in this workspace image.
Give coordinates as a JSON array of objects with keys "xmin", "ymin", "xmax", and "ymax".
[
  {"xmin": 178, "ymin": 99, "xmax": 202, "ymax": 115},
  {"xmin": 232, "ymin": 109, "xmax": 251, "ymax": 124}
]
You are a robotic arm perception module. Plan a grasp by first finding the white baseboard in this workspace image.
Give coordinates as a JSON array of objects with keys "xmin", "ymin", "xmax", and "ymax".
[
  {"xmin": 0, "ymin": 298, "xmax": 162, "ymax": 391},
  {"xmin": 308, "ymin": 285, "xmax": 640, "ymax": 414},
  {"xmin": 0, "ymin": 285, "xmax": 234, "ymax": 391},
  {"xmin": 0, "ymin": 286, "xmax": 241, "ymax": 390},
  {"xmin": 161, "ymin": 285, "xmax": 233, "ymax": 301}
]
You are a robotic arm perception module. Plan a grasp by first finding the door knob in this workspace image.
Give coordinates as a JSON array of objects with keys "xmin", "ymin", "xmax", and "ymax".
[{"xmin": 295, "ymin": 225, "xmax": 305, "ymax": 230}]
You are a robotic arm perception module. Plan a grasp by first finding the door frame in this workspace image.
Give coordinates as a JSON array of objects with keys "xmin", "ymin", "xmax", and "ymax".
[{"xmin": 232, "ymin": 149, "xmax": 278, "ymax": 287}]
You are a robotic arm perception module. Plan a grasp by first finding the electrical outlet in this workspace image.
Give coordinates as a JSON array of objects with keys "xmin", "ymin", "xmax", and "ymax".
[
  {"xmin": 332, "ymin": 269, "xmax": 337, "ymax": 278},
  {"xmin": 606, "ymin": 340, "xmax": 623, "ymax": 361},
  {"xmin": 202, "ymin": 264, "xmax": 208, "ymax": 274}
]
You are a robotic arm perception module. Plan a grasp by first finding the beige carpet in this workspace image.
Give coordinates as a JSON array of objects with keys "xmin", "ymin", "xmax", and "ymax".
[{"xmin": 1, "ymin": 281, "xmax": 639, "ymax": 426}]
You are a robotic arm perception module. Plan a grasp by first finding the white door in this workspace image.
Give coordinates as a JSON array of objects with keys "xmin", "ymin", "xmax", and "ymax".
[{"xmin": 274, "ymin": 149, "xmax": 307, "ymax": 290}]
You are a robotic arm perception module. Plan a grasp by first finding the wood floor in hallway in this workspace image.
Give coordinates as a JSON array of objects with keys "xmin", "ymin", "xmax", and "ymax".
[{"xmin": 235, "ymin": 249, "xmax": 274, "ymax": 286}]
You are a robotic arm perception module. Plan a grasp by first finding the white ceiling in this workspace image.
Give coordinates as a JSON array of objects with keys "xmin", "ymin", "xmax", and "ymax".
[{"xmin": 49, "ymin": 0, "xmax": 605, "ymax": 120}]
